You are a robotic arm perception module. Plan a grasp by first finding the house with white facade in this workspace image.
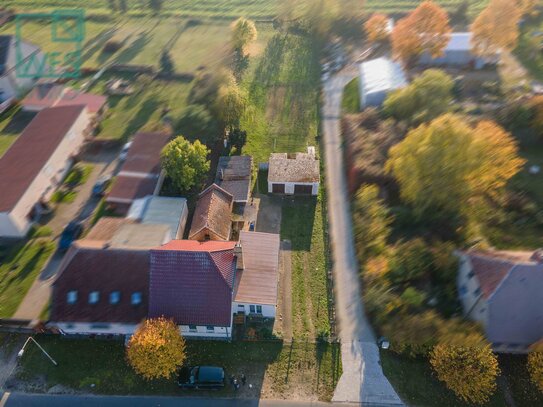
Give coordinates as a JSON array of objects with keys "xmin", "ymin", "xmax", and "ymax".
[
  {"xmin": 419, "ymin": 32, "xmax": 492, "ymax": 69},
  {"xmin": 0, "ymin": 35, "xmax": 45, "ymax": 112},
  {"xmin": 457, "ymin": 249, "xmax": 543, "ymax": 353},
  {"xmin": 0, "ymin": 105, "xmax": 90, "ymax": 238},
  {"xmin": 268, "ymin": 146, "xmax": 320, "ymax": 195}
]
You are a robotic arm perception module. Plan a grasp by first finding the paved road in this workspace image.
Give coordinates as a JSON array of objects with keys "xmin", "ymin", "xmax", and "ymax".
[
  {"xmin": 321, "ymin": 70, "xmax": 403, "ymax": 406},
  {"xmin": 0, "ymin": 392, "xmax": 357, "ymax": 407}
]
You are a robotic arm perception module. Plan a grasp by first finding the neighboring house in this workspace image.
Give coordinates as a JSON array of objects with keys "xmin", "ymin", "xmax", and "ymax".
[
  {"xmin": 0, "ymin": 105, "xmax": 90, "ymax": 238},
  {"xmin": 127, "ymin": 195, "xmax": 188, "ymax": 240},
  {"xmin": 268, "ymin": 146, "xmax": 320, "ymax": 195},
  {"xmin": 419, "ymin": 32, "xmax": 489, "ymax": 69},
  {"xmin": 457, "ymin": 250, "xmax": 543, "ymax": 353},
  {"xmin": 49, "ymin": 242, "xmax": 149, "ymax": 335},
  {"xmin": 106, "ymin": 132, "xmax": 171, "ymax": 215},
  {"xmin": 149, "ymin": 233, "xmax": 280, "ymax": 339},
  {"xmin": 189, "ymin": 184, "xmax": 233, "ymax": 242},
  {"xmin": 358, "ymin": 57, "xmax": 407, "ymax": 108},
  {"xmin": 215, "ymin": 155, "xmax": 253, "ymax": 204},
  {"xmin": 0, "ymin": 35, "xmax": 45, "ymax": 111},
  {"xmin": 22, "ymin": 84, "xmax": 108, "ymax": 118},
  {"xmin": 81, "ymin": 217, "xmax": 172, "ymax": 250}
]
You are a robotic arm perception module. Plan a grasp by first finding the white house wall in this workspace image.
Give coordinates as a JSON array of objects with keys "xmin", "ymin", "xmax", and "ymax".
[
  {"xmin": 457, "ymin": 254, "xmax": 488, "ymax": 326},
  {"xmin": 267, "ymin": 181, "xmax": 319, "ymax": 196},
  {"xmin": 179, "ymin": 325, "xmax": 230, "ymax": 339},
  {"xmin": 1, "ymin": 109, "xmax": 90, "ymax": 238},
  {"xmin": 233, "ymin": 302, "xmax": 276, "ymax": 318},
  {"xmin": 55, "ymin": 322, "xmax": 139, "ymax": 335}
]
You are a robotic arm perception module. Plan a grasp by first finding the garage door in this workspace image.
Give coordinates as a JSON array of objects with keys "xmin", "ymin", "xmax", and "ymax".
[
  {"xmin": 294, "ymin": 184, "xmax": 313, "ymax": 194},
  {"xmin": 272, "ymin": 183, "xmax": 285, "ymax": 194}
]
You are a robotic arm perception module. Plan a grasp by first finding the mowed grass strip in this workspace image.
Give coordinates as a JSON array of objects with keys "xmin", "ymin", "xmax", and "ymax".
[
  {"xmin": 281, "ymin": 193, "xmax": 332, "ymax": 339},
  {"xmin": 0, "ymin": 239, "xmax": 55, "ymax": 318}
]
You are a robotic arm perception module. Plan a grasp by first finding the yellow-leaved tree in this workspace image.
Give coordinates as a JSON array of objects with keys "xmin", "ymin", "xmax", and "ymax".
[
  {"xmin": 528, "ymin": 340, "xmax": 543, "ymax": 393},
  {"xmin": 386, "ymin": 114, "xmax": 525, "ymax": 217},
  {"xmin": 517, "ymin": 0, "xmax": 539, "ymax": 16},
  {"xmin": 471, "ymin": 0, "xmax": 522, "ymax": 57},
  {"xmin": 231, "ymin": 17, "xmax": 257, "ymax": 53},
  {"xmin": 430, "ymin": 339, "xmax": 500, "ymax": 404},
  {"xmin": 364, "ymin": 14, "xmax": 390, "ymax": 43},
  {"xmin": 391, "ymin": 1, "xmax": 451, "ymax": 66},
  {"xmin": 126, "ymin": 317, "xmax": 186, "ymax": 380}
]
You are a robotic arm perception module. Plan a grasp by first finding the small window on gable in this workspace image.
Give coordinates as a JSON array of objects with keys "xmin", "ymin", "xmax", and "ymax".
[
  {"xmin": 467, "ymin": 270, "xmax": 475, "ymax": 279},
  {"xmin": 256, "ymin": 305, "xmax": 262, "ymax": 314},
  {"xmin": 131, "ymin": 292, "xmax": 142, "ymax": 305},
  {"xmin": 474, "ymin": 287, "xmax": 481, "ymax": 296},
  {"xmin": 189, "ymin": 325, "xmax": 197, "ymax": 332},
  {"xmin": 89, "ymin": 291, "xmax": 100, "ymax": 304},
  {"xmin": 110, "ymin": 291, "xmax": 121, "ymax": 304},
  {"xmin": 459, "ymin": 285, "xmax": 467, "ymax": 296},
  {"xmin": 206, "ymin": 325, "xmax": 214, "ymax": 332},
  {"xmin": 67, "ymin": 290, "xmax": 78, "ymax": 304}
]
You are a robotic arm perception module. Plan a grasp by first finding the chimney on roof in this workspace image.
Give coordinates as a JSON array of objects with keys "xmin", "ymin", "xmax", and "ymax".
[
  {"xmin": 234, "ymin": 243, "xmax": 244, "ymax": 270},
  {"xmin": 531, "ymin": 249, "xmax": 543, "ymax": 263}
]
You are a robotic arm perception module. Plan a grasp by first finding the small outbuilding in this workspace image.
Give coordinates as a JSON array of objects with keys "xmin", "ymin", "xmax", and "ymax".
[
  {"xmin": 358, "ymin": 57, "xmax": 407, "ymax": 108},
  {"xmin": 419, "ymin": 32, "xmax": 489, "ymax": 69},
  {"xmin": 267, "ymin": 147, "xmax": 320, "ymax": 196},
  {"xmin": 189, "ymin": 184, "xmax": 233, "ymax": 242}
]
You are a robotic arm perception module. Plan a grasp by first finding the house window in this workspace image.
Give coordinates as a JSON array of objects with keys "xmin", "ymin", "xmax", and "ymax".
[
  {"xmin": 467, "ymin": 270, "xmax": 475, "ymax": 279},
  {"xmin": 188, "ymin": 325, "xmax": 197, "ymax": 332},
  {"xmin": 249, "ymin": 305, "xmax": 256, "ymax": 313},
  {"xmin": 256, "ymin": 305, "xmax": 262, "ymax": 314},
  {"xmin": 110, "ymin": 291, "xmax": 121, "ymax": 304},
  {"xmin": 459, "ymin": 285, "xmax": 467, "ymax": 296},
  {"xmin": 90, "ymin": 323, "xmax": 110, "ymax": 329},
  {"xmin": 131, "ymin": 292, "xmax": 142, "ymax": 305},
  {"xmin": 474, "ymin": 287, "xmax": 481, "ymax": 296},
  {"xmin": 89, "ymin": 291, "xmax": 100, "ymax": 304},
  {"xmin": 67, "ymin": 290, "xmax": 78, "ymax": 304},
  {"xmin": 206, "ymin": 325, "xmax": 214, "ymax": 333}
]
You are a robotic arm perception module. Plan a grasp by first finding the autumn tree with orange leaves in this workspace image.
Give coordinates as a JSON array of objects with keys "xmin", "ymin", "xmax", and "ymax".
[
  {"xmin": 364, "ymin": 14, "xmax": 390, "ymax": 43},
  {"xmin": 517, "ymin": 0, "xmax": 539, "ymax": 17},
  {"xmin": 391, "ymin": 1, "xmax": 451, "ymax": 66},
  {"xmin": 126, "ymin": 317, "xmax": 186, "ymax": 380},
  {"xmin": 471, "ymin": 0, "xmax": 522, "ymax": 57}
]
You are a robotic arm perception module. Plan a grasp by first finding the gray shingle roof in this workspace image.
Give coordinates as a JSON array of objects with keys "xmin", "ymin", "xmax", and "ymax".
[{"xmin": 268, "ymin": 151, "xmax": 320, "ymax": 183}]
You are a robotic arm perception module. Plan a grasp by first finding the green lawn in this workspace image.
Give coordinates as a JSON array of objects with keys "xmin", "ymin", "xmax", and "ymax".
[
  {"xmin": 381, "ymin": 350, "xmax": 543, "ymax": 407},
  {"xmin": 0, "ymin": 238, "xmax": 55, "ymax": 318},
  {"xmin": 18, "ymin": 336, "xmax": 340, "ymax": 401},
  {"xmin": 342, "ymin": 77, "xmax": 360, "ymax": 114},
  {"xmin": 281, "ymin": 194, "xmax": 332, "ymax": 339},
  {"xmin": 515, "ymin": 15, "xmax": 543, "ymax": 81}
]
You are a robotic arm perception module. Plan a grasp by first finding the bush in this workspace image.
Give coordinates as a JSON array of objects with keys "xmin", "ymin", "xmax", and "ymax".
[
  {"xmin": 103, "ymin": 40, "xmax": 122, "ymax": 53},
  {"xmin": 387, "ymin": 238, "xmax": 434, "ymax": 284},
  {"xmin": 528, "ymin": 350, "xmax": 543, "ymax": 393},
  {"xmin": 30, "ymin": 226, "xmax": 53, "ymax": 238},
  {"xmin": 400, "ymin": 287, "xmax": 427, "ymax": 310}
]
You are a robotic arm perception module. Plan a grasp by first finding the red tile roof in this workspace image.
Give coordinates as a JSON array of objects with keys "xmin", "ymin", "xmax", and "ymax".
[
  {"xmin": 51, "ymin": 245, "xmax": 149, "ymax": 324},
  {"xmin": 189, "ymin": 184, "xmax": 233, "ymax": 241},
  {"xmin": 149, "ymin": 240, "xmax": 236, "ymax": 326},
  {"xmin": 467, "ymin": 250, "xmax": 538, "ymax": 299},
  {"xmin": 0, "ymin": 105, "xmax": 86, "ymax": 212},
  {"xmin": 22, "ymin": 84, "xmax": 107, "ymax": 114},
  {"xmin": 106, "ymin": 175, "xmax": 158, "ymax": 204},
  {"xmin": 122, "ymin": 132, "xmax": 171, "ymax": 174}
]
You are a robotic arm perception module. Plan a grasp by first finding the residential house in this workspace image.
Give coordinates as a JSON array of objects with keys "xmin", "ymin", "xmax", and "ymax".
[
  {"xmin": 22, "ymin": 84, "xmax": 108, "ymax": 118},
  {"xmin": 268, "ymin": 147, "xmax": 320, "ymax": 195},
  {"xmin": 0, "ymin": 105, "xmax": 91, "ymax": 237},
  {"xmin": 215, "ymin": 155, "xmax": 253, "ymax": 204},
  {"xmin": 0, "ymin": 35, "xmax": 45, "ymax": 112},
  {"xmin": 358, "ymin": 57, "xmax": 407, "ymax": 108},
  {"xmin": 457, "ymin": 250, "xmax": 543, "ymax": 353},
  {"xmin": 50, "ymin": 242, "xmax": 150, "ymax": 335},
  {"xmin": 106, "ymin": 132, "xmax": 171, "ymax": 215},
  {"xmin": 127, "ymin": 195, "xmax": 188, "ymax": 240},
  {"xmin": 419, "ymin": 32, "xmax": 491, "ymax": 69},
  {"xmin": 149, "ymin": 232, "xmax": 280, "ymax": 339},
  {"xmin": 189, "ymin": 184, "xmax": 233, "ymax": 241}
]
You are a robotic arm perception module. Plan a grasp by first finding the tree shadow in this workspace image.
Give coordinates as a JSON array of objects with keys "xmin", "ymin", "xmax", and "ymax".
[
  {"xmin": 120, "ymin": 97, "xmax": 161, "ymax": 141},
  {"xmin": 280, "ymin": 196, "xmax": 317, "ymax": 251},
  {"xmin": 113, "ymin": 32, "xmax": 152, "ymax": 65},
  {"xmin": 1, "ymin": 110, "xmax": 36, "ymax": 135},
  {"xmin": 79, "ymin": 28, "xmax": 118, "ymax": 65}
]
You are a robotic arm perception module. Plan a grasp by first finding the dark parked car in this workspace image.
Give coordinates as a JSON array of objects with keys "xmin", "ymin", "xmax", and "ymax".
[
  {"xmin": 178, "ymin": 366, "xmax": 225, "ymax": 389},
  {"xmin": 58, "ymin": 221, "xmax": 83, "ymax": 251},
  {"xmin": 92, "ymin": 175, "xmax": 112, "ymax": 197}
]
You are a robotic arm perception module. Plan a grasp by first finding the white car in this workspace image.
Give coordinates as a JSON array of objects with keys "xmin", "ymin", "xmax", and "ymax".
[{"xmin": 119, "ymin": 141, "xmax": 132, "ymax": 161}]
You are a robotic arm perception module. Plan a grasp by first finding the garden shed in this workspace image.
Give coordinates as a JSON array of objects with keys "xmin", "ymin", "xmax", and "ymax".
[{"xmin": 358, "ymin": 57, "xmax": 407, "ymax": 108}]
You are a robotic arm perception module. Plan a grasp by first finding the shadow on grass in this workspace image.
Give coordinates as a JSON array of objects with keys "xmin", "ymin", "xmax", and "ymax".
[
  {"xmin": 113, "ymin": 32, "xmax": 152, "ymax": 65},
  {"xmin": 120, "ymin": 97, "xmax": 161, "ymax": 141},
  {"xmin": 0, "ymin": 109, "xmax": 36, "ymax": 135},
  {"xmin": 280, "ymin": 196, "xmax": 317, "ymax": 251}
]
